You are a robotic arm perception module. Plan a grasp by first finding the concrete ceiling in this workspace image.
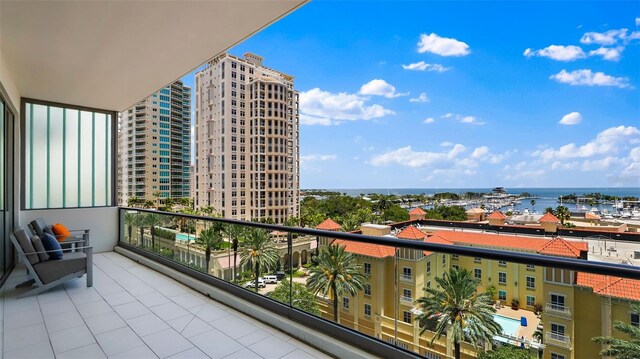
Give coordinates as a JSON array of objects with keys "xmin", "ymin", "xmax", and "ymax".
[{"xmin": 0, "ymin": 0, "xmax": 307, "ymax": 111}]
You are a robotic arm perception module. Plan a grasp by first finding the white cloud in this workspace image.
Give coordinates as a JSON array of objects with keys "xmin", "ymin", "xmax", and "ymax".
[
  {"xmin": 550, "ymin": 69, "xmax": 631, "ymax": 88},
  {"xmin": 440, "ymin": 141, "xmax": 454, "ymax": 147},
  {"xmin": 441, "ymin": 113, "xmax": 486, "ymax": 125},
  {"xmin": 300, "ymin": 154, "xmax": 337, "ymax": 164},
  {"xmin": 410, "ymin": 93, "xmax": 429, "ymax": 103},
  {"xmin": 523, "ymin": 45, "xmax": 585, "ymax": 61},
  {"xmin": 532, "ymin": 126, "xmax": 640, "ymax": 162},
  {"xmin": 370, "ymin": 144, "xmax": 466, "ymax": 168},
  {"xmin": 423, "ymin": 117, "xmax": 435, "ymax": 124},
  {"xmin": 636, "ymin": 18, "xmax": 640, "ymax": 26},
  {"xmin": 580, "ymin": 29, "xmax": 629, "ymax": 45},
  {"xmin": 471, "ymin": 146, "xmax": 489, "ymax": 159},
  {"xmin": 559, "ymin": 112, "xmax": 582, "ymax": 125},
  {"xmin": 402, "ymin": 61, "xmax": 451, "ymax": 72},
  {"xmin": 417, "ymin": 33, "xmax": 470, "ymax": 56},
  {"xmin": 589, "ymin": 47, "xmax": 623, "ymax": 61},
  {"xmin": 299, "ymin": 88, "xmax": 394, "ymax": 126},
  {"xmin": 359, "ymin": 79, "xmax": 408, "ymax": 98}
]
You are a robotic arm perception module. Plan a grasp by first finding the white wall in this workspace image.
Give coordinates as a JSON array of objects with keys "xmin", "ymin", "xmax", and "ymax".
[
  {"xmin": 19, "ymin": 207, "xmax": 119, "ymax": 253},
  {"xmin": 0, "ymin": 50, "xmax": 20, "ymax": 114}
]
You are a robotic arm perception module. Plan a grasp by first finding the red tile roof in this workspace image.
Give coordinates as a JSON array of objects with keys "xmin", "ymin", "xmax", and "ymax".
[
  {"xmin": 316, "ymin": 218, "xmax": 342, "ymax": 231},
  {"xmin": 466, "ymin": 208, "xmax": 486, "ymax": 214},
  {"xmin": 585, "ymin": 212, "xmax": 601, "ymax": 220},
  {"xmin": 409, "ymin": 207, "xmax": 427, "ymax": 215},
  {"xmin": 427, "ymin": 231, "xmax": 586, "ymax": 258},
  {"xmin": 576, "ymin": 273, "xmax": 640, "ymax": 301},
  {"xmin": 397, "ymin": 225, "xmax": 427, "ymax": 240},
  {"xmin": 487, "ymin": 211, "xmax": 507, "ymax": 220},
  {"xmin": 332, "ymin": 239, "xmax": 396, "ymax": 258},
  {"xmin": 539, "ymin": 212, "xmax": 560, "ymax": 223}
]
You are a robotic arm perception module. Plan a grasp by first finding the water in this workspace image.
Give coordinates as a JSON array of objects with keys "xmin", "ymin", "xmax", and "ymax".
[
  {"xmin": 494, "ymin": 314, "xmax": 521, "ymax": 337},
  {"xmin": 176, "ymin": 233, "xmax": 196, "ymax": 241}
]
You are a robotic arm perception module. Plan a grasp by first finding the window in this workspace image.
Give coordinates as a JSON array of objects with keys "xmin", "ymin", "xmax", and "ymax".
[
  {"xmin": 452, "ymin": 264, "xmax": 460, "ymax": 271},
  {"xmin": 364, "ymin": 304, "xmax": 371, "ymax": 317},
  {"xmin": 364, "ymin": 284, "xmax": 371, "ymax": 296},
  {"xmin": 498, "ymin": 272, "xmax": 507, "ymax": 284},
  {"xmin": 474, "ymin": 257, "xmax": 481, "ymax": 263},
  {"xmin": 498, "ymin": 290, "xmax": 507, "ymax": 301},
  {"xmin": 526, "ymin": 264, "xmax": 535, "ymax": 271},
  {"xmin": 551, "ymin": 323, "xmax": 565, "ymax": 337},
  {"xmin": 23, "ymin": 101, "xmax": 113, "ymax": 208},
  {"xmin": 402, "ymin": 267, "xmax": 412, "ymax": 281},
  {"xmin": 452, "ymin": 254, "xmax": 459, "ymax": 260},
  {"xmin": 442, "ymin": 255, "xmax": 446, "ymax": 264},
  {"xmin": 343, "ymin": 297, "xmax": 349, "ymax": 309},
  {"xmin": 631, "ymin": 312, "xmax": 639, "ymax": 327},
  {"xmin": 402, "ymin": 289, "xmax": 412, "ymax": 302},
  {"xmin": 403, "ymin": 311, "xmax": 411, "ymax": 324},
  {"xmin": 426, "ymin": 261, "xmax": 431, "ymax": 274},
  {"xmin": 526, "ymin": 276, "xmax": 536, "ymax": 289},
  {"xmin": 498, "ymin": 260, "xmax": 507, "ymax": 267},
  {"xmin": 526, "ymin": 295, "xmax": 535, "ymax": 307},
  {"xmin": 426, "ymin": 281, "xmax": 431, "ymax": 288},
  {"xmin": 550, "ymin": 354, "xmax": 565, "ymax": 359},
  {"xmin": 364, "ymin": 262, "xmax": 371, "ymax": 275},
  {"xmin": 474, "ymin": 268, "xmax": 482, "ymax": 279},
  {"xmin": 550, "ymin": 294, "xmax": 565, "ymax": 310}
]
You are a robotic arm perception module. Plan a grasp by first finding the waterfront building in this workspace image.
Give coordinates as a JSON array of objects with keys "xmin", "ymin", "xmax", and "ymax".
[
  {"xmin": 194, "ymin": 53, "xmax": 300, "ymax": 223},
  {"xmin": 119, "ymin": 80, "xmax": 191, "ymax": 206},
  {"xmin": 409, "ymin": 207, "xmax": 427, "ymax": 221}
]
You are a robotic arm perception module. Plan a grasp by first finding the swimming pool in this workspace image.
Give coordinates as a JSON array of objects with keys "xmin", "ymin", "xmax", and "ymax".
[
  {"xmin": 176, "ymin": 233, "xmax": 197, "ymax": 241},
  {"xmin": 493, "ymin": 315, "xmax": 520, "ymax": 337}
]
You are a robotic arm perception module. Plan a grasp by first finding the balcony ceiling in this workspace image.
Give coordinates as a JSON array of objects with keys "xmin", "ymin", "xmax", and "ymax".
[{"xmin": 0, "ymin": 0, "xmax": 307, "ymax": 111}]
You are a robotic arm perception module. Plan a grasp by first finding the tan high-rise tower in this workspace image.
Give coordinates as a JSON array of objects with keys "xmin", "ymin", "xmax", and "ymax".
[
  {"xmin": 119, "ymin": 80, "xmax": 191, "ymax": 206},
  {"xmin": 194, "ymin": 53, "xmax": 300, "ymax": 223}
]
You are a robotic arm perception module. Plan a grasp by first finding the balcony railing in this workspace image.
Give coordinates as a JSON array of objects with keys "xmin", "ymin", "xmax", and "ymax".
[
  {"xmin": 546, "ymin": 303, "xmax": 572, "ymax": 318},
  {"xmin": 116, "ymin": 207, "xmax": 640, "ymax": 359},
  {"xmin": 546, "ymin": 332, "xmax": 572, "ymax": 349}
]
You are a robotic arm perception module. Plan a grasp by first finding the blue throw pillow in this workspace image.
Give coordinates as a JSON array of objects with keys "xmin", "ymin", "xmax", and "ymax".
[{"xmin": 41, "ymin": 233, "xmax": 63, "ymax": 260}]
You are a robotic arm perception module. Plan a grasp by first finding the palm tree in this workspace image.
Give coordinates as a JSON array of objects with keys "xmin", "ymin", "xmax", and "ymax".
[
  {"xmin": 144, "ymin": 213, "xmax": 163, "ymax": 251},
  {"xmin": 555, "ymin": 205, "xmax": 571, "ymax": 225},
  {"xmin": 224, "ymin": 223, "xmax": 245, "ymax": 280},
  {"xmin": 239, "ymin": 228, "xmax": 279, "ymax": 292},
  {"xmin": 135, "ymin": 213, "xmax": 147, "ymax": 247},
  {"xmin": 530, "ymin": 199, "xmax": 536, "ymax": 212},
  {"xmin": 307, "ymin": 244, "xmax": 367, "ymax": 323},
  {"xmin": 124, "ymin": 212, "xmax": 137, "ymax": 243},
  {"xmin": 592, "ymin": 304, "xmax": 640, "ymax": 359},
  {"xmin": 195, "ymin": 223, "xmax": 224, "ymax": 274},
  {"xmin": 544, "ymin": 207, "xmax": 554, "ymax": 214},
  {"xmin": 414, "ymin": 267, "xmax": 501, "ymax": 359}
]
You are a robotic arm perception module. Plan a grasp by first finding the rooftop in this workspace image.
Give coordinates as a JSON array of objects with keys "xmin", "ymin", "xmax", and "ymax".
[
  {"xmin": 576, "ymin": 273, "xmax": 640, "ymax": 302},
  {"xmin": 487, "ymin": 211, "xmax": 508, "ymax": 220},
  {"xmin": 539, "ymin": 212, "xmax": 561, "ymax": 223},
  {"xmin": 316, "ymin": 218, "xmax": 341, "ymax": 231}
]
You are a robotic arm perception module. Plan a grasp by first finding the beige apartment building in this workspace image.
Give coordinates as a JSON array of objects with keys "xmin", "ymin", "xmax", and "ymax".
[
  {"xmin": 193, "ymin": 53, "xmax": 300, "ymax": 223},
  {"xmin": 119, "ymin": 80, "xmax": 191, "ymax": 205}
]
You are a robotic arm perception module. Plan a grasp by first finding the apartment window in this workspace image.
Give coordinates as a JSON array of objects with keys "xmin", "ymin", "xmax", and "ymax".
[
  {"xmin": 474, "ymin": 257, "xmax": 481, "ymax": 263},
  {"xmin": 402, "ymin": 267, "xmax": 412, "ymax": 281},
  {"xmin": 631, "ymin": 312, "xmax": 639, "ymax": 327},
  {"xmin": 498, "ymin": 272, "xmax": 507, "ymax": 285},
  {"xmin": 526, "ymin": 295, "xmax": 535, "ymax": 307},
  {"xmin": 526, "ymin": 276, "xmax": 536, "ymax": 289},
  {"xmin": 426, "ymin": 261, "xmax": 431, "ymax": 274},
  {"xmin": 452, "ymin": 264, "xmax": 460, "ymax": 271},
  {"xmin": 426, "ymin": 281, "xmax": 431, "ymax": 288},
  {"xmin": 452, "ymin": 254, "xmax": 459, "ymax": 260},
  {"xmin": 364, "ymin": 304, "xmax": 371, "ymax": 317},
  {"xmin": 551, "ymin": 323, "xmax": 565, "ymax": 337},
  {"xmin": 474, "ymin": 268, "xmax": 482, "ymax": 279},
  {"xmin": 498, "ymin": 260, "xmax": 507, "ymax": 267},
  {"xmin": 23, "ymin": 101, "xmax": 113, "ymax": 209},
  {"xmin": 550, "ymin": 294, "xmax": 565, "ymax": 310},
  {"xmin": 442, "ymin": 255, "xmax": 446, "ymax": 265},
  {"xmin": 343, "ymin": 297, "xmax": 349, "ymax": 309},
  {"xmin": 402, "ymin": 289, "xmax": 412, "ymax": 302},
  {"xmin": 498, "ymin": 290, "xmax": 507, "ymax": 301},
  {"xmin": 551, "ymin": 354, "xmax": 565, "ymax": 359},
  {"xmin": 364, "ymin": 262, "xmax": 371, "ymax": 275},
  {"xmin": 526, "ymin": 264, "xmax": 535, "ymax": 271},
  {"xmin": 403, "ymin": 311, "xmax": 411, "ymax": 324},
  {"xmin": 364, "ymin": 284, "xmax": 371, "ymax": 296}
]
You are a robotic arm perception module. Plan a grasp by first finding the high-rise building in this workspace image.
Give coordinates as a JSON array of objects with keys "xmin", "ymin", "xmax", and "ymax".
[
  {"xmin": 119, "ymin": 80, "xmax": 191, "ymax": 206},
  {"xmin": 194, "ymin": 52, "xmax": 300, "ymax": 223}
]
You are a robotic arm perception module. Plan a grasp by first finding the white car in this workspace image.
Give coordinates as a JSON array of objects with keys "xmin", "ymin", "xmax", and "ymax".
[{"xmin": 245, "ymin": 278, "xmax": 266, "ymax": 288}]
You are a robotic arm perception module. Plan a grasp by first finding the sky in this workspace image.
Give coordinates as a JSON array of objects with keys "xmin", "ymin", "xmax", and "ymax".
[{"xmin": 182, "ymin": 1, "xmax": 640, "ymax": 189}]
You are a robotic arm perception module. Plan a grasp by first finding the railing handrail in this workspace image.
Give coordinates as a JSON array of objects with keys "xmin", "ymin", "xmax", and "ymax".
[{"xmin": 119, "ymin": 207, "xmax": 640, "ymax": 280}]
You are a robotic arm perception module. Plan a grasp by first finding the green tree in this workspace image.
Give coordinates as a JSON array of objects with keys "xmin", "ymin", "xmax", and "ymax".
[
  {"xmin": 224, "ymin": 223, "xmax": 245, "ymax": 280},
  {"xmin": 555, "ymin": 205, "xmax": 571, "ymax": 225},
  {"xmin": 124, "ymin": 212, "xmax": 137, "ymax": 244},
  {"xmin": 426, "ymin": 206, "xmax": 467, "ymax": 221},
  {"xmin": 240, "ymin": 228, "xmax": 279, "ymax": 292},
  {"xmin": 144, "ymin": 213, "xmax": 163, "ymax": 251},
  {"xmin": 134, "ymin": 213, "xmax": 147, "ymax": 247},
  {"xmin": 307, "ymin": 244, "xmax": 367, "ymax": 322},
  {"xmin": 530, "ymin": 199, "xmax": 536, "ymax": 211},
  {"xmin": 592, "ymin": 304, "xmax": 640, "ymax": 359},
  {"xmin": 544, "ymin": 207, "xmax": 554, "ymax": 214},
  {"xmin": 195, "ymin": 223, "xmax": 224, "ymax": 274},
  {"xmin": 478, "ymin": 346, "xmax": 534, "ymax": 359},
  {"xmin": 383, "ymin": 204, "xmax": 410, "ymax": 222},
  {"xmin": 268, "ymin": 279, "xmax": 320, "ymax": 315},
  {"xmin": 414, "ymin": 267, "xmax": 501, "ymax": 359}
]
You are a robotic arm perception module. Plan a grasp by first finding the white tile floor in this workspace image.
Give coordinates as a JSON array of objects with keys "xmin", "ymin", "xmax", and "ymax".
[{"xmin": 1, "ymin": 252, "xmax": 333, "ymax": 359}]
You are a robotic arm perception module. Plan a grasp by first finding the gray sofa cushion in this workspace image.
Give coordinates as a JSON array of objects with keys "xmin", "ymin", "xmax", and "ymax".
[
  {"xmin": 30, "ymin": 218, "xmax": 48, "ymax": 237},
  {"xmin": 14, "ymin": 228, "xmax": 39, "ymax": 265},
  {"xmin": 33, "ymin": 252, "xmax": 87, "ymax": 284},
  {"xmin": 31, "ymin": 235, "xmax": 49, "ymax": 262}
]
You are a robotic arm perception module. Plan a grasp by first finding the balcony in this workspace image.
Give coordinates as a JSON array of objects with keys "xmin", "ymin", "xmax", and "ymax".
[
  {"xmin": 545, "ymin": 303, "xmax": 572, "ymax": 318},
  {"xmin": 546, "ymin": 332, "xmax": 572, "ymax": 349}
]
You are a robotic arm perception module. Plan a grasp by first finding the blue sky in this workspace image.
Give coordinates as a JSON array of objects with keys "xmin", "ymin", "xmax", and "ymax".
[{"xmin": 183, "ymin": 1, "xmax": 640, "ymax": 189}]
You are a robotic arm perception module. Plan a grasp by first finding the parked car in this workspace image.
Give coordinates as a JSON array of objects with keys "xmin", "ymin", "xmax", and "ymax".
[
  {"xmin": 245, "ymin": 278, "xmax": 266, "ymax": 288},
  {"xmin": 263, "ymin": 275, "xmax": 278, "ymax": 284},
  {"xmin": 275, "ymin": 271, "xmax": 286, "ymax": 281}
]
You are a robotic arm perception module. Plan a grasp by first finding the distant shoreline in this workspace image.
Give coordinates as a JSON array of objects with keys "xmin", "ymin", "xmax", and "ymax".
[{"xmin": 303, "ymin": 187, "xmax": 640, "ymax": 198}]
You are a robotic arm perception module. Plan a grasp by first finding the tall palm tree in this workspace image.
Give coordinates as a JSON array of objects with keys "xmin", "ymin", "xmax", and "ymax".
[
  {"xmin": 224, "ymin": 223, "xmax": 245, "ymax": 280},
  {"xmin": 307, "ymin": 244, "xmax": 367, "ymax": 323},
  {"xmin": 414, "ymin": 267, "xmax": 501, "ymax": 359},
  {"xmin": 144, "ymin": 213, "xmax": 163, "ymax": 251},
  {"xmin": 555, "ymin": 205, "xmax": 571, "ymax": 225},
  {"xmin": 124, "ymin": 212, "xmax": 137, "ymax": 244},
  {"xmin": 195, "ymin": 223, "xmax": 224, "ymax": 274},
  {"xmin": 530, "ymin": 199, "xmax": 536, "ymax": 212},
  {"xmin": 592, "ymin": 304, "xmax": 640, "ymax": 359},
  {"xmin": 135, "ymin": 213, "xmax": 147, "ymax": 247},
  {"xmin": 239, "ymin": 228, "xmax": 279, "ymax": 292}
]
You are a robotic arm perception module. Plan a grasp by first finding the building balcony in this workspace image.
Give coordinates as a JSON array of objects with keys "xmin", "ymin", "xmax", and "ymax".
[
  {"xmin": 545, "ymin": 303, "xmax": 572, "ymax": 318},
  {"xmin": 546, "ymin": 332, "xmax": 572, "ymax": 349}
]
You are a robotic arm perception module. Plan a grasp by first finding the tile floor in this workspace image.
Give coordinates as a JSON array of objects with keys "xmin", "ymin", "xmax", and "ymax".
[{"xmin": 0, "ymin": 252, "xmax": 333, "ymax": 359}]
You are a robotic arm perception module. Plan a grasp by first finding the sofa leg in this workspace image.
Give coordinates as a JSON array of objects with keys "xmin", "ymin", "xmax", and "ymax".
[
  {"xmin": 86, "ymin": 251, "xmax": 93, "ymax": 287},
  {"xmin": 15, "ymin": 278, "xmax": 35, "ymax": 288}
]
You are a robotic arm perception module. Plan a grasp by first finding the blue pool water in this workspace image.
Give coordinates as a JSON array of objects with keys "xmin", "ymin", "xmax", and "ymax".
[
  {"xmin": 176, "ymin": 233, "xmax": 196, "ymax": 241},
  {"xmin": 493, "ymin": 315, "xmax": 520, "ymax": 337}
]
